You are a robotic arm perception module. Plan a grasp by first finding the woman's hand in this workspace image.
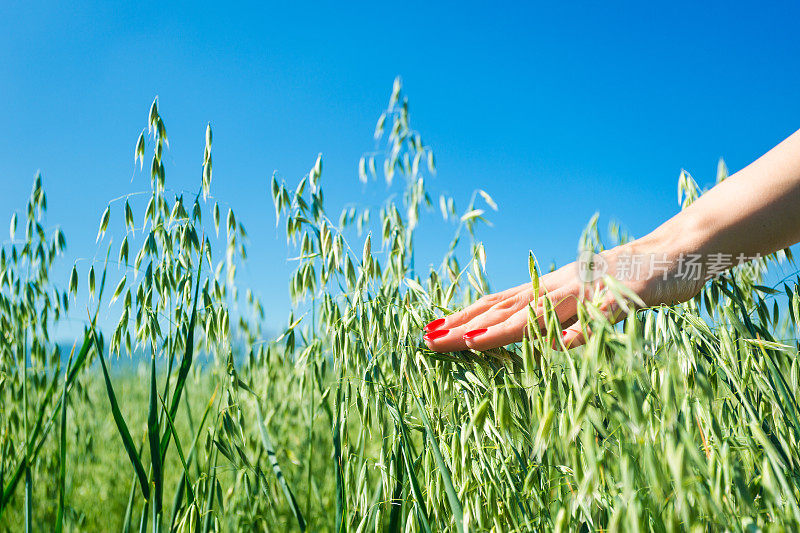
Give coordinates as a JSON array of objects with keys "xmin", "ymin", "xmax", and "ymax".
[
  {"xmin": 424, "ymin": 130, "xmax": 800, "ymax": 352},
  {"xmin": 423, "ymin": 229, "xmax": 705, "ymax": 352},
  {"xmin": 424, "ymin": 128, "xmax": 800, "ymax": 353}
]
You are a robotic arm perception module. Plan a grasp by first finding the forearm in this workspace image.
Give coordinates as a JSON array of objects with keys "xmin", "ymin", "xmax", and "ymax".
[
  {"xmin": 647, "ymin": 128, "xmax": 800, "ymax": 262},
  {"xmin": 427, "ymin": 130, "xmax": 800, "ymax": 353}
]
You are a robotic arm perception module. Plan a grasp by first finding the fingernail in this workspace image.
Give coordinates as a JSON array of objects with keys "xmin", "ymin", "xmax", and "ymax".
[
  {"xmin": 424, "ymin": 318, "xmax": 445, "ymax": 332},
  {"xmin": 562, "ymin": 330, "xmax": 568, "ymax": 337},
  {"xmin": 463, "ymin": 328, "xmax": 487, "ymax": 340},
  {"xmin": 423, "ymin": 329, "xmax": 449, "ymax": 341}
]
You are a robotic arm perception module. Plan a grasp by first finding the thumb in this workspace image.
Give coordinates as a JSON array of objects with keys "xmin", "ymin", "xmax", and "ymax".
[{"xmin": 560, "ymin": 295, "xmax": 627, "ymax": 349}]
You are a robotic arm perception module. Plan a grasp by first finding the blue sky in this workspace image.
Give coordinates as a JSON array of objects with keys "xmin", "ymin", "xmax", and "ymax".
[{"xmin": 2, "ymin": 1, "xmax": 799, "ymax": 338}]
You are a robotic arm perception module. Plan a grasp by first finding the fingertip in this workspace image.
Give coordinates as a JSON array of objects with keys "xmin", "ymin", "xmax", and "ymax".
[
  {"xmin": 424, "ymin": 318, "xmax": 446, "ymax": 332},
  {"xmin": 423, "ymin": 329, "xmax": 469, "ymax": 353},
  {"xmin": 561, "ymin": 327, "xmax": 586, "ymax": 349},
  {"xmin": 423, "ymin": 329, "xmax": 449, "ymax": 342},
  {"xmin": 463, "ymin": 328, "xmax": 487, "ymax": 349},
  {"xmin": 462, "ymin": 328, "xmax": 487, "ymax": 341},
  {"xmin": 464, "ymin": 324, "xmax": 521, "ymax": 351}
]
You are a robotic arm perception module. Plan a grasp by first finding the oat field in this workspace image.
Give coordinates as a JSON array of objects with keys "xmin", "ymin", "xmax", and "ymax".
[{"xmin": 2, "ymin": 80, "xmax": 800, "ymax": 532}]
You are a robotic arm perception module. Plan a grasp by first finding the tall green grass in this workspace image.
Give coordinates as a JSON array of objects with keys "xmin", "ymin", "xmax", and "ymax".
[{"xmin": 2, "ymin": 79, "xmax": 800, "ymax": 531}]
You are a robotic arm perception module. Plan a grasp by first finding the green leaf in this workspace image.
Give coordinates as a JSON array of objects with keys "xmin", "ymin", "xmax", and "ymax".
[
  {"xmin": 156, "ymin": 393, "xmax": 195, "ymax": 506},
  {"xmin": 148, "ymin": 349, "xmax": 163, "ymax": 525},
  {"xmin": 92, "ymin": 328, "xmax": 150, "ymax": 501},
  {"xmin": 409, "ymin": 381, "xmax": 465, "ymax": 533},
  {"xmin": 55, "ymin": 344, "xmax": 76, "ymax": 533},
  {"xmin": 254, "ymin": 399, "xmax": 306, "ymax": 531},
  {"xmin": 159, "ymin": 240, "xmax": 204, "ymax": 461}
]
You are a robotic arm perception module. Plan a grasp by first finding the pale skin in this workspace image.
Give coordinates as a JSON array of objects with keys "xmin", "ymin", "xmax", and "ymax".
[{"xmin": 424, "ymin": 128, "xmax": 800, "ymax": 352}]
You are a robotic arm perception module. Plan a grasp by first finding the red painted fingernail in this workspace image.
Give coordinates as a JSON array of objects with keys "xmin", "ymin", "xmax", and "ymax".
[
  {"xmin": 423, "ymin": 329, "xmax": 449, "ymax": 341},
  {"xmin": 424, "ymin": 318, "xmax": 445, "ymax": 332},
  {"xmin": 463, "ymin": 328, "xmax": 487, "ymax": 340},
  {"xmin": 562, "ymin": 330, "xmax": 568, "ymax": 337}
]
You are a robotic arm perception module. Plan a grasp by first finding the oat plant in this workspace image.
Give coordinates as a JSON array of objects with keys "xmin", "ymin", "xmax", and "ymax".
[{"xmin": 3, "ymin": 79, "xmax": 800, "ymax": 532}]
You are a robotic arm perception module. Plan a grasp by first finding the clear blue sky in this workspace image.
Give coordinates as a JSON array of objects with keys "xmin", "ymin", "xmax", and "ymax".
[{"xmin": 2, "ymin": 1, "xmax": 799, "ymax": 338}]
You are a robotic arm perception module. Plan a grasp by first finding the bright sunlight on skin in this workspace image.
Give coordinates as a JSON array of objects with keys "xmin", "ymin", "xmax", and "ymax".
[{"xmin": 425, "ymin": 129, "xmax": 800, "ymax": 352}]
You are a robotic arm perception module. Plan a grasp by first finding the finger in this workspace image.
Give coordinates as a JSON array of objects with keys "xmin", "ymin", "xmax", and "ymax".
[
  {"xmin": 427, "ymin": 286, "xmax": 571, "ymax": 353},
  {"xmin": 559, "ymin": 315, "xmax": 579, "ymax": 330},
  {"xmin": 561, "ymin": 322, "xmax": 587, "ymax": 349},
  {"xmin": 424, "ymin": 268, "xmax": 586, "ymax": 353},
  {"xmin": 423, "ymin": 284, "xmax": 533, "ymax": 353},
  {"xmin": 436, "ymin": 284, "xmax": 579, "ymax": 353},
  {"xmin": 459, "ymin": 290, "xmax": 539, "ymax": 334},
  {"xmin": 424, "ymin": 282, "xmax": 531, "ymax": 333},
  {"xmin": 467, "ymin": 285, "xmax": 571, "ymax": 334},
  {"xmin": 560, "ymin": 293, "xmax": 627, "ymax": 350},
  {"xmin": 461, "ymin": 286, "xmax": 586, "ymax": 351},
  {"xmin": 424, "ymin": 264, "xmax": 578, "ymax": 335},
  {"xmin": 461, "ymin": 307, "xmax": 529, "ymax": 351}
]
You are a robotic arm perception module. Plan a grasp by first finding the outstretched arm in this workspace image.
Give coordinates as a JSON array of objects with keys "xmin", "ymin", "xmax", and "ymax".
[{"xmin": 424, "ymin": 128, "xmax": 800, "ymax": 352}]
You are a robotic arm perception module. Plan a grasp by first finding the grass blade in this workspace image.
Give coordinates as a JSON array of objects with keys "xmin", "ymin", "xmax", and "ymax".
[
  {"xmin": 411, "ymin": 390, "xmax": 466, "ymax": 533},
  {"xmin": 160, "ymin": 239, "xmax": 204, "ymax": 462},
  {"xmin": 385, "ymin": 395, "xmax": 432, "ymax": 533},
  {"xmin": 55, "ymin": 343, "xmax": 77, "ymax": 533},
  {"xmin": 254, "ymin": 398, "xmax": 306, "ymax": 531},
  {"xmin": 156, "ymin": 392, "xmax": 195, "ymax": 506},
  {"xmin": 24, "ymin": 465, "xmax": 31, "ymax": 533},
  {"xmin": 138, "ymin": 498, "xmax": 149, "ymax": 533},
  {"xmin": 201, "ymin": 447, "xmax": 218, "ymax": 533},
  {"xmin": 387, "ymin": 434, "xmax": 404, "ymax": 532},
  {"xmin": 333, "ymin": 379, "xmax": 346, "ymax": 533},
  {"xmin": 122, "ymin": 467, "xmax": 138, "ymax": 533},
  {"xmin": 66, "ymin": 332, "xmax": 92, "ymax": 385},
  {"xmin": 0, "ymin": 331, "xmax": 91, "ymax": 520},
  {"xmin": 398, "ymin": 427, "xmax": 432, "ymax": 533},
  {"xmin": 373, "ymin": 363, "xmax": 434, "ymax": 533},
  {"xmin": 92, "ymin": 327, "xmax": 150, "ymax": 501},
  {"xmin": 148, "ymin": 348, "xmax": 163, "ymax": 530},
  {"xmin": 168, "ymin": 474, "xmax": 187, "ymax": 532},
  {"xmin": 169, "ymin": 387, "xmax": 217, "ymax": 531}
]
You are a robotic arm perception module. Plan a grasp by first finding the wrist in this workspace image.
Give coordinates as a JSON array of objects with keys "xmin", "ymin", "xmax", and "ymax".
[
  {"xmin": 605, "ymin": 211, "xmax": 710, "ymax": 306},
  {"xmin": 633, "ymin": 208, "xmax": 708, "ymax": 261}
]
